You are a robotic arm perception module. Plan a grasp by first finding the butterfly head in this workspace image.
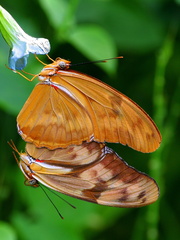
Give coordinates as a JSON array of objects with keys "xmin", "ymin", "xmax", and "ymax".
[
  {"xmin": 38, "ymin": 57, "xmax": 71, "ymax": 81},
  {"xmin": 19, "ymin": 152, "xmax": 40, "ymax": 187},
  {"xmin": 43, "ymin": 57, "xmax": 71, "ymax": 71},
  {"xmin": 54, "ymin": 57, "xmax": 71, "ymax": 70},
  {"xmin": 8, "ymin": 140, "xmax": 39, "ymax": 187}
]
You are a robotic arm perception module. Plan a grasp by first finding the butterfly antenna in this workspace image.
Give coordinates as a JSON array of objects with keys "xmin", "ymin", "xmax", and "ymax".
[
  {"xmin": 46, "ymin": 187, "xmax": 76, "ymax": 209},
  {"xmin": 70, "ymin": 56, "xmax": 123, "ymax": 67},
  {"xmin": 39, "ymin": 185, "xmax": 64, "ymax": 219}
]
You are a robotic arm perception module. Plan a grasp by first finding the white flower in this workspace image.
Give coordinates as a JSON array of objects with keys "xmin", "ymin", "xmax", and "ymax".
[{"xmin": 0, "ymin": 5, "xmax": 50, "ymax": 70}]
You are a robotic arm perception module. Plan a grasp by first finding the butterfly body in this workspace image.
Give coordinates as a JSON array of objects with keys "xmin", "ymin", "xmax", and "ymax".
[{"xmin": 17, "ymin": 57, "xmax": 161, "ymax": 152}]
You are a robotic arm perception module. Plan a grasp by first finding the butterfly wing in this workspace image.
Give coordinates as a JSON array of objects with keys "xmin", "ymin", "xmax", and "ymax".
[
  {"xmin": 53, "ymin": 71, "xmax": 161, "ymax": 152},
  {"xmin": 22, "ymin": 142, "xmax": 159, "ymax": 207},
  {"xmin": 17, "ymin": 67, "xmax": 161, "ymax": 152},
  {"xmin": 25, "ymin": 141, "xmax": 104, "ymax": 166},
  {"xmin": 17, "ymin": 83, "xmax": 94, "ymax": 149}
]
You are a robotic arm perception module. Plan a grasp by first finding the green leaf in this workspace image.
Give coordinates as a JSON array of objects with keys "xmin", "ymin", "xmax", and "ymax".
[
  {"xmin": 68, "ymin": 24, "xmax": 118, "ymax": 75},
  {"xmin": 38, "ymin": 0, "xmax": 68, "ymax": 29},
  {"xmin": 76, "ymin": 1, "xmax": 164, "ymax": 52},
  {"xmin": 0, "ymin": 222, "xmax": 17, "ymax": 240}
]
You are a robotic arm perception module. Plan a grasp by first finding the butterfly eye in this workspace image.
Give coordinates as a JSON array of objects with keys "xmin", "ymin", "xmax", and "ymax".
[
  {"xmin": 24, "ymin": 178, "xmax": 39, "ymax": 187},
  {"xmin": 59, "ymin": 61, "xmax": 68, "ymax": 70}
]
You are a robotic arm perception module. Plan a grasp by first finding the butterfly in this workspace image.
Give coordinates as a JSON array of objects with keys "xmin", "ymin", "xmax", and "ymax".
[
  {"xmin": 10, "ymin": 140, "xmax": 159, "ymax": 207},
  {"xmin": 17, "ymin": 57, "xmax": 161, "ymax": 152}
]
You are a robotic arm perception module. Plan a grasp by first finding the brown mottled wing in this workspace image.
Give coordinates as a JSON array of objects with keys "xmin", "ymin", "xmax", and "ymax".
[
  {"xmin": 28, "ymin": 142, "xmax": 159, "ymax": 207},
  {"xmin": 17, "ymin": 83, "xmax": 94, "ymax": 149},
  {"xmin": 26, "ymin": 141, "xmax": 104, "ymax": 166}
]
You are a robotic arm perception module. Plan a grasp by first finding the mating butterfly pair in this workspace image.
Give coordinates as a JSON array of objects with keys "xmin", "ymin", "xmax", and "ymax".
[{"xmin": 13, "ymin": 56, "xmax": 161, "ymax": 207}]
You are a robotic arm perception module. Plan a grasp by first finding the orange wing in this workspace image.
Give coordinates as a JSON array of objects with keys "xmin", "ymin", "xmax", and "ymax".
[
  {"xmin": 17, "ymin": 83, "xmax": 94, "ymax": 149},
  {"xmin": 17, "ymin": 58, "xmax": 161, "ymax": 152},
  {"xmin": 19, "ymin": 141, "xmax": 159, "ymax": 207}
]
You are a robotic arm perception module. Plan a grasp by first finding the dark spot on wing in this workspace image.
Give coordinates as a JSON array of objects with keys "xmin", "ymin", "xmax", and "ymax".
[
  {"xmin": 119, "ymin": 195, "xmax": 128, "ymax": 202},
  {"xmin": 142, "ymin": 198, "xmax": 146, "ymax": 203},
  {"xmin": 120, "ymin": 188, "xmax": 128, "ymax": 195},
  {"xmin": 138, "ymin": 190, "xmax": 146, "ymax": 199},
  {"xmin": 70, "ymin": 153, "xmax": 77, "ymax": 160}
]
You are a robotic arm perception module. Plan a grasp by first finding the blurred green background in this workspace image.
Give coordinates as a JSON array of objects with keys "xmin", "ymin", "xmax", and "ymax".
[{"xmin": 0, "ymin": 0, "xmax": 180, "ymax": 240}]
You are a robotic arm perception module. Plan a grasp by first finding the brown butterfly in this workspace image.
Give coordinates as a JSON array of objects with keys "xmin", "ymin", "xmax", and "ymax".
[
  {"xmin": 17, "ymin": 57, "xmax": 161, "ymax": 152},
  {"xmin": 10, "ymin": 141, "xmax": 159, "ymax": 207}
]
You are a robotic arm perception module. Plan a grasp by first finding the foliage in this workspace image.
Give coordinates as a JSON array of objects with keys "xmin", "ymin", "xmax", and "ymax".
[{"xmin": 0, "ymin": 0, "xmax": 180, "ymax": 240}]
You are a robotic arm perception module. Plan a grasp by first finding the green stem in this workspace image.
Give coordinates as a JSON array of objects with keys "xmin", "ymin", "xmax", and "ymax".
[{"xmin": 146, "ymin": 32, "xmax": 175, "ymax": 240}]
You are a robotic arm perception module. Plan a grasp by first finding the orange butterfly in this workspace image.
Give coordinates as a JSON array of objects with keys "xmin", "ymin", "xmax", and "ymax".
[
  {"xmin": 17, "ymin": 57, "xmax": 161, "ymax": 152},
  {"xmin": 10, "ymin": 141, "xmax": 159, "ymax": 207}
]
